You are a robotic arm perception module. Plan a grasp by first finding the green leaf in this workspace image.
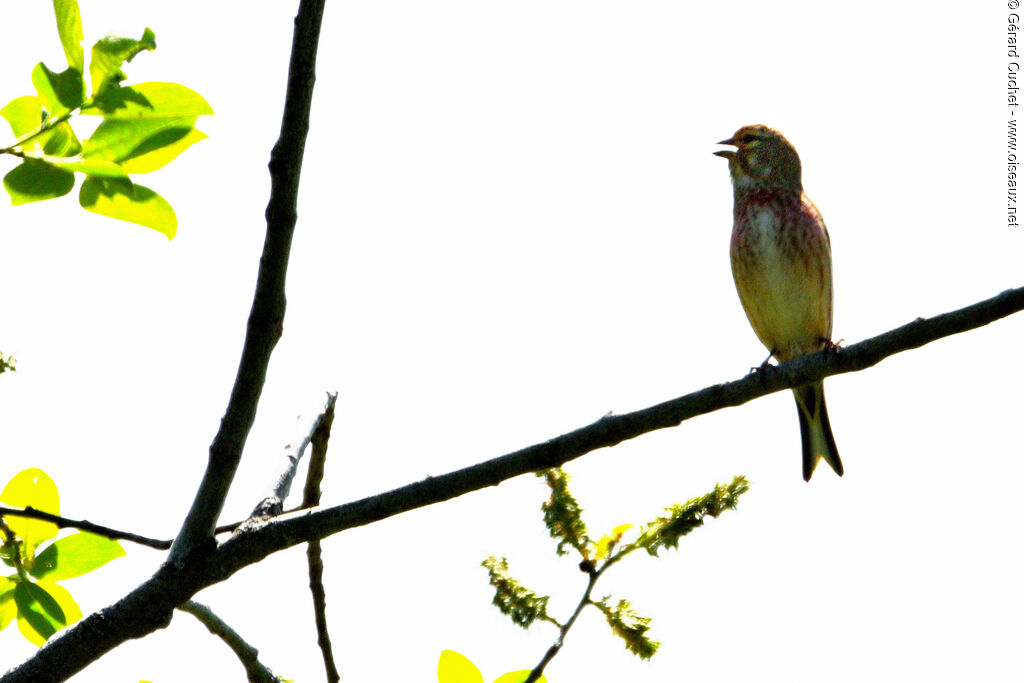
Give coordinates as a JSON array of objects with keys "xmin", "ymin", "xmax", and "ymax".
[
  {"xmin": 80, "ymin": 83, "xmax": 212, "ymax": 173},
  {"xmin": 0, "ymin": 576, "xmax": 16, "ymax": 630},
  {"xmin": 437, "ymin": 650, "xmax": 484, "ymax": 683},
  {"xmin": 1, "ymin": 96, "xmax": 46, "ymax": 137},
  {"xmin": 79, "ymin": 177, "xmax": 176, "ymax": 239},
  {"xmin": 13, "ymin": 582, "xmax": 64, "ymax": 645},
  {"xmin": 30, "ymin": 532, "xmax": 125, "ymax": 581},
  {"xmin": 82, "ymin": 82, "xmax": 213, "ymax": 119},
  {"xmin": 0, "ymin": 470, "xmax": 59, "ymax": 559},
  {"xmin": 37, "ymin": 121, "xmax": 81, "ymax": 156},
  {"xmin": 52, "ymin": 0, "xmax": 84, "ymax": 72},
  {"xmin": 120, "ymin": 126, "xmax": 206, "ymax": 174},
  {"xmin": 593, "ymin": 597, "xmax": 659, "ymax": 660},
  {"xmin": 481, "ymin": 556, "xmax": 555, "ymax": 629},
  {"xmin": 14, "ymin": 581, "xmax": 80, "ymax": 646},
  {"xmin": 538, "ymin": 468, "xmax": 590, "ymax": 558},
  {"xmin": 0, "ymin": 352, "xmax": 16, "ymax": 376},
  {"xmin": 493, "ymin": 672, "xmax": 547, "ymax": 683},
  {"xmin": 88, "ymin": 28, "xmax": 156, "ymax": 97},
  {"xmin": 85, "ymin": 116, "xmax": 195, "ymax": 161},
  {"xmin": 4, "ymin": 161, "xmax": 76, "ymax": 206},
  {"xmin": 31, "ymin": 62, "xmax": 85, "ymax": 117},
  {"xmin": 84, "ymin": 118, "xmax": 204, "ymax": 174},
  {"xmin": 636, "ymin": 476, "xmax": 749, "ymax": 557}
]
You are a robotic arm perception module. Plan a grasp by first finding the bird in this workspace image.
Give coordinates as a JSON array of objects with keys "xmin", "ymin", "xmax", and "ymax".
[{"xmin": 714, "ymin": 124, "xmax": 843, "ymax": 481}]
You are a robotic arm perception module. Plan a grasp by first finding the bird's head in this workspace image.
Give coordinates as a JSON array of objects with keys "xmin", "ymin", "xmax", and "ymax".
[{"xmin": 714, "ymin": 124, "xmax": 803, "ymax": 192}]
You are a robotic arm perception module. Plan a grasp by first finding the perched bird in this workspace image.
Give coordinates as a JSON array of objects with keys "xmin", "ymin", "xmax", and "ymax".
[{"xmin": 714, "ymin": 125, "xmax": 843, "ymax": 481}]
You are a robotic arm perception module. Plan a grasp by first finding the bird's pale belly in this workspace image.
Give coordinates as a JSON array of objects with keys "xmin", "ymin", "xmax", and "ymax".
[{"xmin": 730, "ymin": 203, "xmax": 832, "ymax": 362}]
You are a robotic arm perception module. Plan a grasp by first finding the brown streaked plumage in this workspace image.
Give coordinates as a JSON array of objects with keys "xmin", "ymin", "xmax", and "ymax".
[{"xmin": 714, "ymin": 124, "xmax": 843, "ymax": 481}]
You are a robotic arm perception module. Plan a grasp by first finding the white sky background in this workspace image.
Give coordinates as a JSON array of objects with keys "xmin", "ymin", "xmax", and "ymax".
[{"xmin": 0, "ymin": 2, "xmax": 1021, "ymax": 681}]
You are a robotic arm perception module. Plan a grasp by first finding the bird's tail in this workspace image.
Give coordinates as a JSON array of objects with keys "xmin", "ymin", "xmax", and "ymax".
[{"xmin": 794, "ymin": 382, "xmax": 843, "ymax": 481}]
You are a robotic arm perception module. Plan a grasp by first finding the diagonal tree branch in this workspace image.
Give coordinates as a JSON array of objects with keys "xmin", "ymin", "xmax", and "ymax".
[
  {"xmin": 208, "ymin": 284, "xmax": 1024, "ymax": 560},
  {"xmin": 177, "ymin": 601, "xmax": 281, "ymax": 683},
  {"xmin": 3, "ymin": 285, "xmax": 1022, "ymax": 682},
  {"xmin": 168, "ymin": 0, "xmax": 326, "ymax": 564}
]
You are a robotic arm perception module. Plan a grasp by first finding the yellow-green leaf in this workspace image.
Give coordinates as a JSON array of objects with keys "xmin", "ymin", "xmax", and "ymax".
[
  {"xmin": 79, "ymin": 177, "xmax": 176, "ymax": 239},
  {"xmin": 1, "ymin": 96, "xmax": 45, "ymax": 137},
  {"xmin": 0, "ymin": 469, "xmax": 59, "ymax": 558},
  {"xmin": 119, "ymin": 126, "xmax": 207, "ymax": 174},
  {"xmin": 52, "ymin": 0, "xmax": 84, "ymax": 72},
  {"xmin": 14, "ymin": 582, "xmax": 64, "ymax": 646},
  {"xmin": 493, "ymin": 672, "xmax": 547, "ymax": 683},
  {"xmin": 438, "ymin": 650, "xmax": 484, "ymax": 683},
  {"xmin": 38, "ymin": 120, "xmax": 81, "ymax": 156},
  {"xmin": 31, "ymin": 62, "xmax": 85, "ymax": 117},
  {"xmin": 89, "ymin": 28, "xmax": 156, "ymax": 97},
  {"xmin": 82, "ymin": 82, "xmax": 213, "ymax": 119},
  {"xmin": 611, "ymin": 523, "xmax": 635, "ymax": 538},
  {"xmin": 31, "ymin": 532, "xmax": 125, "ymax": 581},
  {"xmin": 39, "ymin": 582, "xmax": 80, "ymax": 625},
  {"xmin": 595, "ymin": 524, "xmax": 633, "ymax": 560},
  {"xmin": 14, "ymin": 581, "xmax": 80, "ymax": 646},
  {"xmin": 4, "ymin": 161, "xmax": 76, "ymax": 206},
  {"xmin": 84, "ymin": 116, "xmax": 197, "ymax": 163},
  {"xmin": 0, "ymin": 576, "xmax": 16, "ymax": 630}
]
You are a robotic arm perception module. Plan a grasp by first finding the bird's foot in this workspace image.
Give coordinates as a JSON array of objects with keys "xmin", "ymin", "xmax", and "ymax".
[{"xmin": 749, "ymin": 350, "xmax": 776, "ymax": 375}]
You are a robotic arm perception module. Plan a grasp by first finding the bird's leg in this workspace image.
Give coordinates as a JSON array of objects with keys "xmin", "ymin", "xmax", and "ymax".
[
  {"xmin": 749, "ymin": 349, "xmax": 776, "ymax": 374},
  {"xmin": 821, "ymin": 338, "xmax": 842, "ymax": 355}
]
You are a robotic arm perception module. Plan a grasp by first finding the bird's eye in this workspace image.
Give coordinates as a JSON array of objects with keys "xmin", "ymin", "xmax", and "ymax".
[{"xmin": 740, "ymin": 133, "xmax": 759, "ymax": 144}]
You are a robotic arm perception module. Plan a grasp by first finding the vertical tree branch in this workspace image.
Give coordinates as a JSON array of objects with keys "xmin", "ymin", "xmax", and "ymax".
[
  {"xmin": 169, "ymin": 0, "xmax": 327, "ymax": 564},
  {"xmin": 304, "ymin": 396, "xmax": 340, "ymax": 683}
]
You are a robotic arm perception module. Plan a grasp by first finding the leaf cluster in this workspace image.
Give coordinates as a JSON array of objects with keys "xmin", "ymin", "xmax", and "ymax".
[
  {"xmin": 0, "ymin": 468, "xmax": 125, "ymax": 646},
  {"xmin": 0, "ymin": 0, "xmax": 212, "ymax": 238},
  {"xmin": 538, "ymin": 469, "xmax": 588, "ymax": 558},
  {"xmin": 635, "ymin": 476, "xmax": 750, "ymax": 557},
  {"xmin": 482, "ymin": 468, "xmax": 749, "ymax": 671},
  {"xmin": 0, "ymin": 353, "xmax": 14, "ymax": 376},
  {"xmin": 481, "ymin": 556, "xmax": 557, "ymax": 630},
  {"xmin": 593, "ymin": 597, "xmax": 659, "ymax": 660}
]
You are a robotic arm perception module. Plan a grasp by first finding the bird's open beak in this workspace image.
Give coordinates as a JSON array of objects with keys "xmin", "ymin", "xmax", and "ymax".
[{"xmin": 713, "ymin": 137, "xmax": 736, "ymax": 159}]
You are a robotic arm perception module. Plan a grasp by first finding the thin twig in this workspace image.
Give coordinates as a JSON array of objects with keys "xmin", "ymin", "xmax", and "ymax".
[
  {"xmin": 526, "ymin": 570, "xmax": 598, "ymax": 683},
  {"xmin": 303, "ymin": 394, "xmax": 340, "ymax": 683},
  {"xmin": 0, "ymin": 110, "xmax": 75, "ymax": 155},
  {"xmin": 0, "ymin": 506, "xmax": 170, "ymax": 550},
  {"xmin": 237, "ymin": 392, "xmax": 340, "ymax": 528},
  {"xmin": 273, "ymin": 392, "xmax": 339, "ymax": 503},
  {"xmin": 168, "ymin": 0, "xmax": 326, "ymax": 564},
  {"xmin": 177, "ymin": 601, "xmax": 279, "ymax": 683},
  {"xmin": 0, "ymin": 518, "xmax": 29, "ymax": 582}
]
